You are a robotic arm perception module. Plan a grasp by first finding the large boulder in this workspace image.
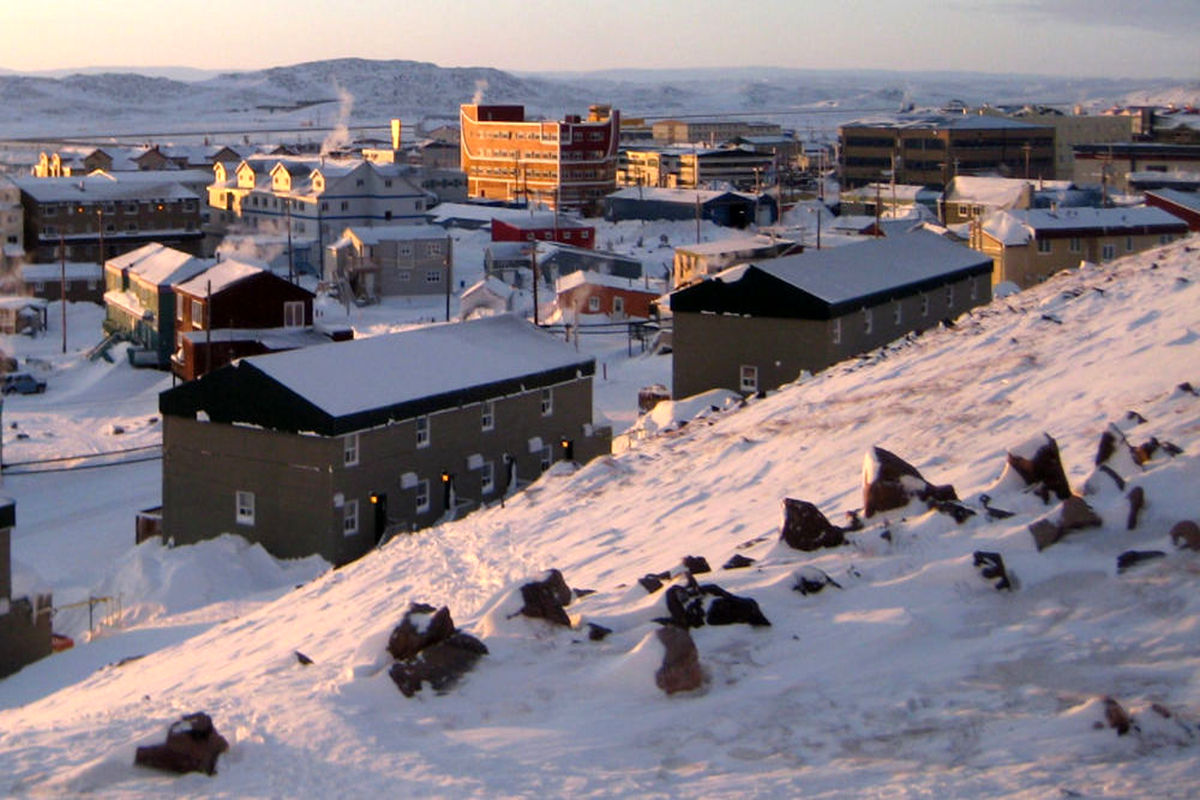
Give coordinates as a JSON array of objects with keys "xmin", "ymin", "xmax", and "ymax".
[
  {"xmin": 134, "ymin": 713, "xmax": 229, "ymax": 776},
  {"xmin": 1170, "ymin": 520, "xmax": 1200, "ymax": 550},
  {"xmin": 862, "ymin": 447, "xmax": 956, "ymax": 517},
  {"xmin": 387, "ymin": 603, "xmax": 456, "ymax": 662},
  {"xmin": 779, "ymin": 499, "xmax": 845, "ymax": 551},
  {"xmin": 1007, "ymin": 433, "xmax": 1072, "ymax": 503},
  {"xmin": 662, "ymin": 578, "xmax": 770, "ymax": 628},
  {"xmin": 654, "ymin": 626, "xmax": 702, "ymax": 695},
  {"xmin": 389, "ymin": 632, "xmax": 489, "ymax": 697},
  {"xmin": 518, "ymin": 569, "xmax": 573, "ymax": 627}
]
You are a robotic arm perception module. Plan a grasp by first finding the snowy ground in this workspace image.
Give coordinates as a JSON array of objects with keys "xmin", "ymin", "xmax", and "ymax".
[{"xmin": 1, "ymin": 229, "xmax": 1198, "ymax": 797}]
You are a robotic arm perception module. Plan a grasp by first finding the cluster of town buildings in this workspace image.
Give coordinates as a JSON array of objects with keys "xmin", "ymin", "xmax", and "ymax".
[{"xmin": 1, "ymin": 94, "xmax": 1198, "ymax": 671}]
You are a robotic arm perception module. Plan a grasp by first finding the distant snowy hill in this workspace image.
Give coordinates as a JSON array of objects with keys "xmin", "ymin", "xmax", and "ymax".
[{"xmin": 0, "ymin": 58, "xmax": 1194, "ymax": 140}]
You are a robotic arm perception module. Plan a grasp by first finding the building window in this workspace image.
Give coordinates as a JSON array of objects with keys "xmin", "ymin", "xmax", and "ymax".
[
  {"xmin": 415, "ymin": 479, "xmax": 430, "ymax": 513},
  {"xmin": 946, "ymin": 285, "xmax": 955, "ymax": 307},
  {"xmin": 970, "ymin": 276, "xmax": 979, "ymax": 301},
  {"xmin": 398, "ymin": 270, "xmax": 411, "ymax": 282},
  {"xmin": 893, "ymin": 301, "xmax": 902, "ymax": 325},
  {"xmin": 343, "ymin": 499, "xmax": 359, "ymax": 536},
  {"xmin": 1125, "ymin": 236, "xmax": 1134, "ymax": 252},
  {"xmin": 481, "ymin": 400, "xmax": 494, "ymax": 431},
  {"xmin": 1036, "ymin": 238, "xmax": 1052, "ymax": 254},
  {"xmin": 1069, "ymin": 237, "xmax": 1081, "ymax": 253},
  {"xmin": 416, "ymin": 415, "xmax": 430, "ymax": 447},
  {"xmin": 540, "ymin": 388, "xmax": 553, "ymax": 416},
  {"xmin": 236, "ymin": 491, "xmax": 255, "ymax": 526},
  {"xmin": 1101, "ymin": 243, "xmax": 1116, "ymax": 261},
  {"xmin": 921, "ymin": 294, "xmax": 930, "ymax": 317},
  {"xmin": 831, "ymin": 317, "xmax": 842, "ymax": 344},
  {"xmin": 398, "ymin": 244, "xmax": 413, "ymax": 257},
  {"xmin": 540, "ymin": 445, "xmax": 552, "ymax": 472},
  {"xmin": 343, "ymin": 433, "xmax": 359, "ymax": 466},
  {"xmin": 425, "ymin": 270, "xmax": 442, "ymax": 283},
  {"xmin": 424, "ymin": 241, "xmax": 442, "ymax": 256},
  {"xmin": 588, "ymin": 296, "xmax": 600, "ymax": 312},
  {"xmin": 957, "ymin": 203, "xmax": 969, "ymax": 217},
  {"xmin": 191, "ymin": 298, "xmax": 203, "ymax": 327},
  {"xmin": 613, "ymin": 296, "xmax": 625, "ymax": 317},
  {"xmin": 283, "ymin": 300, "xmax": 305, "ymax": 328},
  {"xmin": 1159, "ymin": 234, "xmax": 1173, "ymax": 245},
  {"xmin": 34, "ymin": 281, "xmax": 44, "ymax": 292},
  {"xmin": 740, "ymin": 365, "xmax": 758, "ymax": 394},
  {"xmin": 863, "ymin": 307, "xmax": 873, "ymax": 335},
  {"xmin": 340, "ymin": 201, "xmax": 349, "ymax": 211},
  {"xmin": 481, "ymin": 461, "xmax": 495, "ymax": 495}
]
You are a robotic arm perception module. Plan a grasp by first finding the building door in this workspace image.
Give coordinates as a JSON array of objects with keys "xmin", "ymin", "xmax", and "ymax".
[{"xmin": 372, "ymin": 493, "xmax": 388, "ymax": 545}]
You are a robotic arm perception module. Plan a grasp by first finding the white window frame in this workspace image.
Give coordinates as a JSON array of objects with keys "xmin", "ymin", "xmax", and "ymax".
[
  {"xmin": 540, "ymin": 445, "xmax": 552, "ymax": 472},
  {"xmin": 740, "ymin": 364, "xmax": 758, "ymax": 394},
  {"xmin": 863, "ymin": 307, "xmax": 873, "ymax": 335},
  {"xmin": 343, "ymin": 499, "xmax": 359, "ymax": 536},
  {"xmin": 946, "ymin": 284, "xmax": 955, "ymax": 307},
  {"xmin": 893, "ymin": 301, "xmax": 902, "ymax": 325},
  {"xmin": 1068, "ymin": 237, "xmax": 1081, "ymax": 253},
  {"xmin": 425, "ymin": 270, "xmax": 442, "ymax": 284},
  {"xmin": 832, "ymin": 317, "xmax": 842, "ymax": 345},
  {"xmin": 540, "ymin": 388, "xmax": 553, "ymax": 416},
  {"xmin": 587, "ymin": 296, "xmax": 600, "ymax": 312},
  {"xmin": 481, "ymin": 400, "xmax": 495, "ymax": 431},
  {"xmin": 1036, "ymin": 237, "xmax": 1052, "ymax": 254},
  {"xmin": 481, "ymin": 461, "xmax": 495, "ymax": 495},
  {"xmin": 1101, "ymin": 243, "xmax": 1116, "ymax": 261},
  {"xmin": 343, "ymin": 433, "xmax": 359, "ymax": 467},
  {"xmin": 415, "ymin": 479, "xmax": 430, "ymax": 513},
  {"xmin": 612, "ymin": 295, "xmax": 625, "ymax": 317},
  {"xmin": 415, "ymin": 415, "xmax": 430, "ymax": 448},
  {"xmin": 236, "ymin": 490, "xmax": 255, "ymax": 526},
  {"xmin": 921, "ymin": 294, "xmax": 930, "ymax": 317}
]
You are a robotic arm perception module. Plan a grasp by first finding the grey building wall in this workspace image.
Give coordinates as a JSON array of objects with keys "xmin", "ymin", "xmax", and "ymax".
[
  {"xmin": 0, "ymin": 526, "xmax": 9, "ymax": 600},
  {"xmin": 0, "ymin": 595, "xmax": 53, "ymax": 678},
  {"xmin": 672, "ymin": 272, "xmax": 990, "ymax": 398},
  {"xmin": 163, "ymin": 376, "xmax": 606, "ymax": 565}
]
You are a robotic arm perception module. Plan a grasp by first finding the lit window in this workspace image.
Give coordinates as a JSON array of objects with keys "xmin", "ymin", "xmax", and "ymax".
[
  {"xmin": 415, "ymin": 479, "xmax": 430, "ymax": 512},
  {"xmin": 740, "ymin": 365, "xmax": 758, "ymax": 394},
  {"xmin": 343, "ymin": 433, "xmax": 359, "ymax": 466},
  {"xmin": 343, "ymin": 499, "xmax": 359, "ymax": 536},
  {"xmin": 416, "ymin": 415, "xmax": 430, "ymax": 447},
  {"xmin": 481, "ymin": 400, "xmax": 494, "ymax": 431},
  {"xmin": 236, "ymin": 491, "xmax": 255, "ymax": 526},
  {"xmin": 540, "ymin": 388, "xmax": 553, "ymax": 416}
]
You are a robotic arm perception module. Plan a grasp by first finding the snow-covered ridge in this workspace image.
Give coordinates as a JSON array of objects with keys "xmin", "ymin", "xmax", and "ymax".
[{"xmin": 1, "ymin": 227, "xmax": 1197, "ymax": 794}]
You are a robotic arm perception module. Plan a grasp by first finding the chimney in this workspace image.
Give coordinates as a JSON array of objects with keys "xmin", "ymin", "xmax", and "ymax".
[{"xmin": 391, "ymin": 119, "xmax": 402, "ymax": 151}]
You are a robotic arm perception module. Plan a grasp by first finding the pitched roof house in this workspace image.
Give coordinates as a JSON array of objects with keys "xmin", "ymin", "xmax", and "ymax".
[
  {"xmin": 159, "ymin": 315, "xmax": 611, "ymax": 565},
  {"xmin": 669, "ymin": 231, "xmax": 994, "ymax": 398},
  {"xmin": 975, "ymin": 206, "xmax": 1187, "ymax": 288}
]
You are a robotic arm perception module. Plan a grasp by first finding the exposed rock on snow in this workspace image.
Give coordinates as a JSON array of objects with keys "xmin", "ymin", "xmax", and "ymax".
[
  {"xmin": 779, "ymin": 498, "xmax": 845, "ymax": 551},
  {"xmin": 861, "ymin": 446, "xmax": 957, "ymax": 517},
  {"xmin": 653, "ymin": 626, "xmax": 702, "ymax": 695},
  {"xmin": 1169, "ymin": 520, "xmax": 1200, "ymax": 550},
  {"xmin": 1005, "ymin": 433, "xmax": 1073, "ymax": 503},
  {"xmin": 133, "ymin": 712, "xmax": 228, "ymax": 777},
  {"xmin": 516, "ymin": 569, "xmax": 573, "ymax": 627}
]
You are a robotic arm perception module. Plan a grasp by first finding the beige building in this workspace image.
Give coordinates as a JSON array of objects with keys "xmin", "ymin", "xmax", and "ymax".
[
  {"xmin": 672, "ymin": 234, "xmax": 801, "ymax": 287},
  {"xmin": 0, "ymin": 175, "xmax": 23, "ymax": 266},
  {"xmin": 975, "ymin": 206, "xmax": 1188, "ymax": 288},
  {"xmin": 652, "ymin": 119, "xmax": 782, "ymax": 145},
  {"xmin": 325, "ymin": 224, "xmax": 453, "ymax": 303}
]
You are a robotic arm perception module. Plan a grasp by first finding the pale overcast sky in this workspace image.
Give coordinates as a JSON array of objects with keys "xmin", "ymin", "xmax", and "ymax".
[{"xmin": 2, "ymin": 0, "xmax": 1196, "ymax": 79}]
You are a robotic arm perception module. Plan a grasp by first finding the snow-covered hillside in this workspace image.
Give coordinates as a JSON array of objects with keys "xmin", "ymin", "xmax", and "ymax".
[
  {"xmin": 0, "ymin": 58, "xmax": 1193, "ymax": 140},
  {"xmin": 0, "ymin": 227, "xmax": 1196, "ymax": 795}
]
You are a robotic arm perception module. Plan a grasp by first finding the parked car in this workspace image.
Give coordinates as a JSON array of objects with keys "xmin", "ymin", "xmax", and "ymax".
[{"xmin": 2, "ymin": 372, "xmax": 46, "ymax": 394}]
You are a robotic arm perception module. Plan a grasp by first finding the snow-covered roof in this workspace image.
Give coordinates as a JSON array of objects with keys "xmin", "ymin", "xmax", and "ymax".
[
  {"xmin": 982, "ymin": 207, "xmax": 1188, "ymax": 244},
  {"xmin": 555, "ymin": 270, "xmax": 664, "ymax": 295},
  {"xmin": 946, "ymin": 176, "xmax": 1071, "ymax": 206},
  {"xmin": 843, "ymin": 114, "xmax": 1051, "ymax": 131},
  {"xmin": 606, "ymin": 186, "xmax": 752, "ymax": 204},
  {"xmin": 345, "ymin": 224, "xmax": 449, "ymax": 244},
  {"xmin": 675, "ymin": 234, "xmax": 798, "ymax": 256},
  {"xmin": 233, "ymin": 315, "xmax": 593, "ymax": 421},
  {"xmin": 1147, "ymin": 188, "xmax": 1200, "ymax": 214},
  {"xmin": 174, "ymin": 259, "xmax": 265, "ymax": 297},
  {"xmin": 20, "ymin": 262, "xmax": 102, "ymax": 281},
  {"xmin": 716, "ymin": 230, "xmax": 991, "ymax": 307},
  {"xmin": 0, "ymin": 295, "xmax": 47, "ymax": 311},
  {"xmin": 12, "ymin": 175, "xmax": 200, "ymax": 203},
  {"xmin": 120, "ymin": 246, "xmax": 209, "ymax": 287}
]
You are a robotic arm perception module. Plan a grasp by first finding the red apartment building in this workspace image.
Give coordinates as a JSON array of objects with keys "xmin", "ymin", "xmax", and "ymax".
[
  {"xmin": 460, "ymin": 104, "xmax": 620, "ymax": 216},
  {"xmin": 491, "ymin": 214, "xmax": 596, "ymax": 249}
]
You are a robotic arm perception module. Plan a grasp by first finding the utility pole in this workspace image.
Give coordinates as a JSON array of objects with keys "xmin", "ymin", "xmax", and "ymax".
[
  {"xmin": 59, "ymin": 234, "xmax": 66, "ymax": 353},
  {"xmin": 285, "ymin": 196, "xmax": 295, "ymax": 284},
  {"xmin": 444, "ymin": 235, "xmax": 451, "ymax": 322},
  {"xmin": 530, "ymin": 238, "xmax": 539, "ymax": 326}
]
